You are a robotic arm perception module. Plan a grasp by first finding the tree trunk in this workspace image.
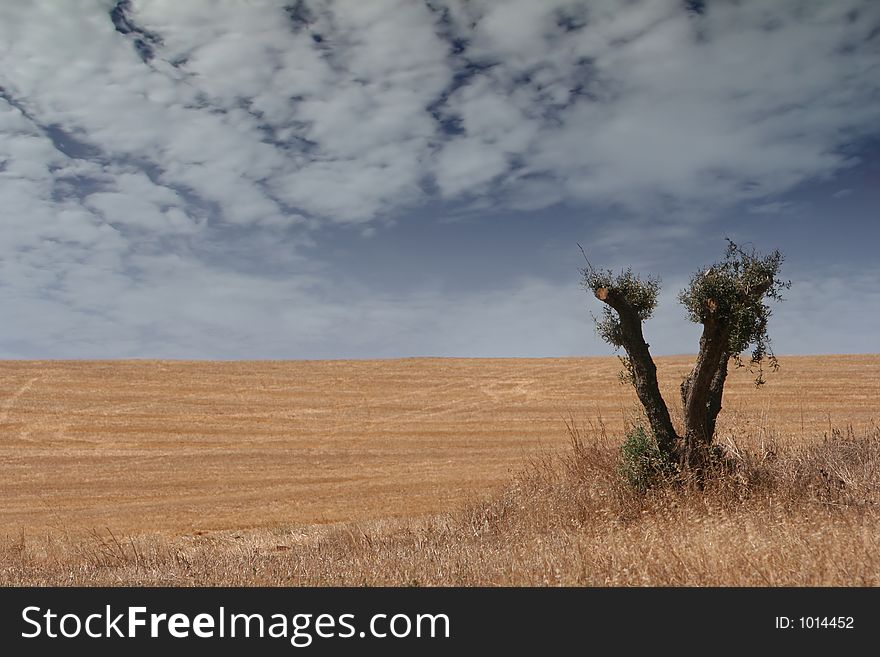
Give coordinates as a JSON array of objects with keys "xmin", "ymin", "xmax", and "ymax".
[
  {"xmin": 680, "ymin": 308, "xmax": 730, "ymax": 470},
  {"xmin": 705, "ymin": 355, "xmax": 729, "ymax": 443},
  {"xmin": 680, "ymin": 277, "xmax": 772, "ymax": 471},
  {"xmin": 595, "ymin": 288, "xmax": 679, "ymax": 457}
]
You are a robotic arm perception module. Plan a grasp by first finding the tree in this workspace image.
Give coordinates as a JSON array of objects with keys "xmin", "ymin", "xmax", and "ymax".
[{"xmin": 582, "ymin": 239, "xmax": 789, "ymax": 479}]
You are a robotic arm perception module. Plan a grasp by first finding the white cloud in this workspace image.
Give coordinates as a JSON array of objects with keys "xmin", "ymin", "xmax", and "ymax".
[
  {"xmin": 3, "ymin": 0, "xmax": 875, "ymax": 227},
  {"xmin": 0, "ymin": 0, "xmax": 878, "ymax": 358},
  {"xmin": 748, "ymin": 201, "xmax": 796, "ymax": 215},
  {"xmin": 434, "ymin": 138, "xmax": 510, "ymax": 197}
]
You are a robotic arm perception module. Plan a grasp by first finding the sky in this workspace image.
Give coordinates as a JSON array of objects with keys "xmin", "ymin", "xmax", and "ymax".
[{"xmin": 0, "ymin": 0, "xmax": 878, "ymax": 360}]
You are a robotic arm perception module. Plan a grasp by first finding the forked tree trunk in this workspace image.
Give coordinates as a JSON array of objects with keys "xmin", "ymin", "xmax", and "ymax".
[
  {"xmin": 594, "ymin": 287, "xmax": 679, "ymax": 457},
  {"xmin": 596, "ymin": 286, "xmax": 732, "ymax": 474},
  {"xmin": 593, "ymin": 256, "xmax": 777, "ymax": 481}
]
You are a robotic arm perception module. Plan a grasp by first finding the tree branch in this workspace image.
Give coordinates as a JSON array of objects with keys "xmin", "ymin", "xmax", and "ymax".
[{"xmin": 594, "ymin": 287, "xmax": 679, "ymax": 456}]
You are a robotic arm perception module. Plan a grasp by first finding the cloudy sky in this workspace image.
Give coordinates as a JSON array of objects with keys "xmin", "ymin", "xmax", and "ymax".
[{"xmin": 1, "ymin": 0, "xmax": 878, "ymax": 359}]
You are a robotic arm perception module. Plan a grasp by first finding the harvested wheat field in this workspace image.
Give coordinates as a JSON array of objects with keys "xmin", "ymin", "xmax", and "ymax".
[{"xmin": 1, "ymin": 355, "xmax": 878, "ymax": 585}]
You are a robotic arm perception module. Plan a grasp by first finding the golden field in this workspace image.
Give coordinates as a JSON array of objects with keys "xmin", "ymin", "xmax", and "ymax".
[{"xmin": 1, "ymin": 355, "xmax": 878, "ymax": 585}]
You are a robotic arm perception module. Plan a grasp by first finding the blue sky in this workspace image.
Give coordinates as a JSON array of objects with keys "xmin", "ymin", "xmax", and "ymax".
[{"xmin": 0, "ymin": 0, "xmax": 878, "ymax": 359}]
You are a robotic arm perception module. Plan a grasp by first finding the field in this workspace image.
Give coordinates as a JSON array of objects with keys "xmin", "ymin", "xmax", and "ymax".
[{"xmin": 1, "ymin": 355, "xmax": 878, "ymax": 585}]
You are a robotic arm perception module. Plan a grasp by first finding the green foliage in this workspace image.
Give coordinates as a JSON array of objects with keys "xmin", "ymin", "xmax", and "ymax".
[
  {"xmin": 582, "ymin": 267, "xmax": 661, "ymax": 349},
  {"xmin": 678, "ymin": 239, "xmax": 790, "ymax": 385},
  {"xmin": 618, "ymin": 425, "xmax": 676, "ymax": 490}
]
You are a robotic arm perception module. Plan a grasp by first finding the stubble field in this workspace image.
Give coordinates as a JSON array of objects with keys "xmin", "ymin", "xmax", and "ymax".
[{"xmin": 1, "ymin": 355, "xmax": 878, "ymax": 585}]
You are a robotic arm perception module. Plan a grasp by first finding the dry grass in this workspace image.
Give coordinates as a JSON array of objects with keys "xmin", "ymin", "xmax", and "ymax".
[
  {"xmin": 2, "ymin": 422, "xmax": 878, "ymax": 586},
  {"xmin": 1, "ymin": 355, "xmax": 878, "ymax": 585}
]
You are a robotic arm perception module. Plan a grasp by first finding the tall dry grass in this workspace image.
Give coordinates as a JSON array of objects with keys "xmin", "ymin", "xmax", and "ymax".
[{"xmin": 3, "ymin": 420, "xmax": 878, "ymax": 586}]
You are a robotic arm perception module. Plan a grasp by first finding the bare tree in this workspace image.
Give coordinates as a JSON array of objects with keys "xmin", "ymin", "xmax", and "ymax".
[{"xmin": 582, "ymin": 239, "xmax": 789, "ymax": 479}]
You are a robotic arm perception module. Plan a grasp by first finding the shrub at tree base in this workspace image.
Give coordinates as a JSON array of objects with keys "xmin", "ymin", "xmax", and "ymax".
[{"xmin": 618, "ymin": 425, "xmax": 676, "ymax": 490}]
